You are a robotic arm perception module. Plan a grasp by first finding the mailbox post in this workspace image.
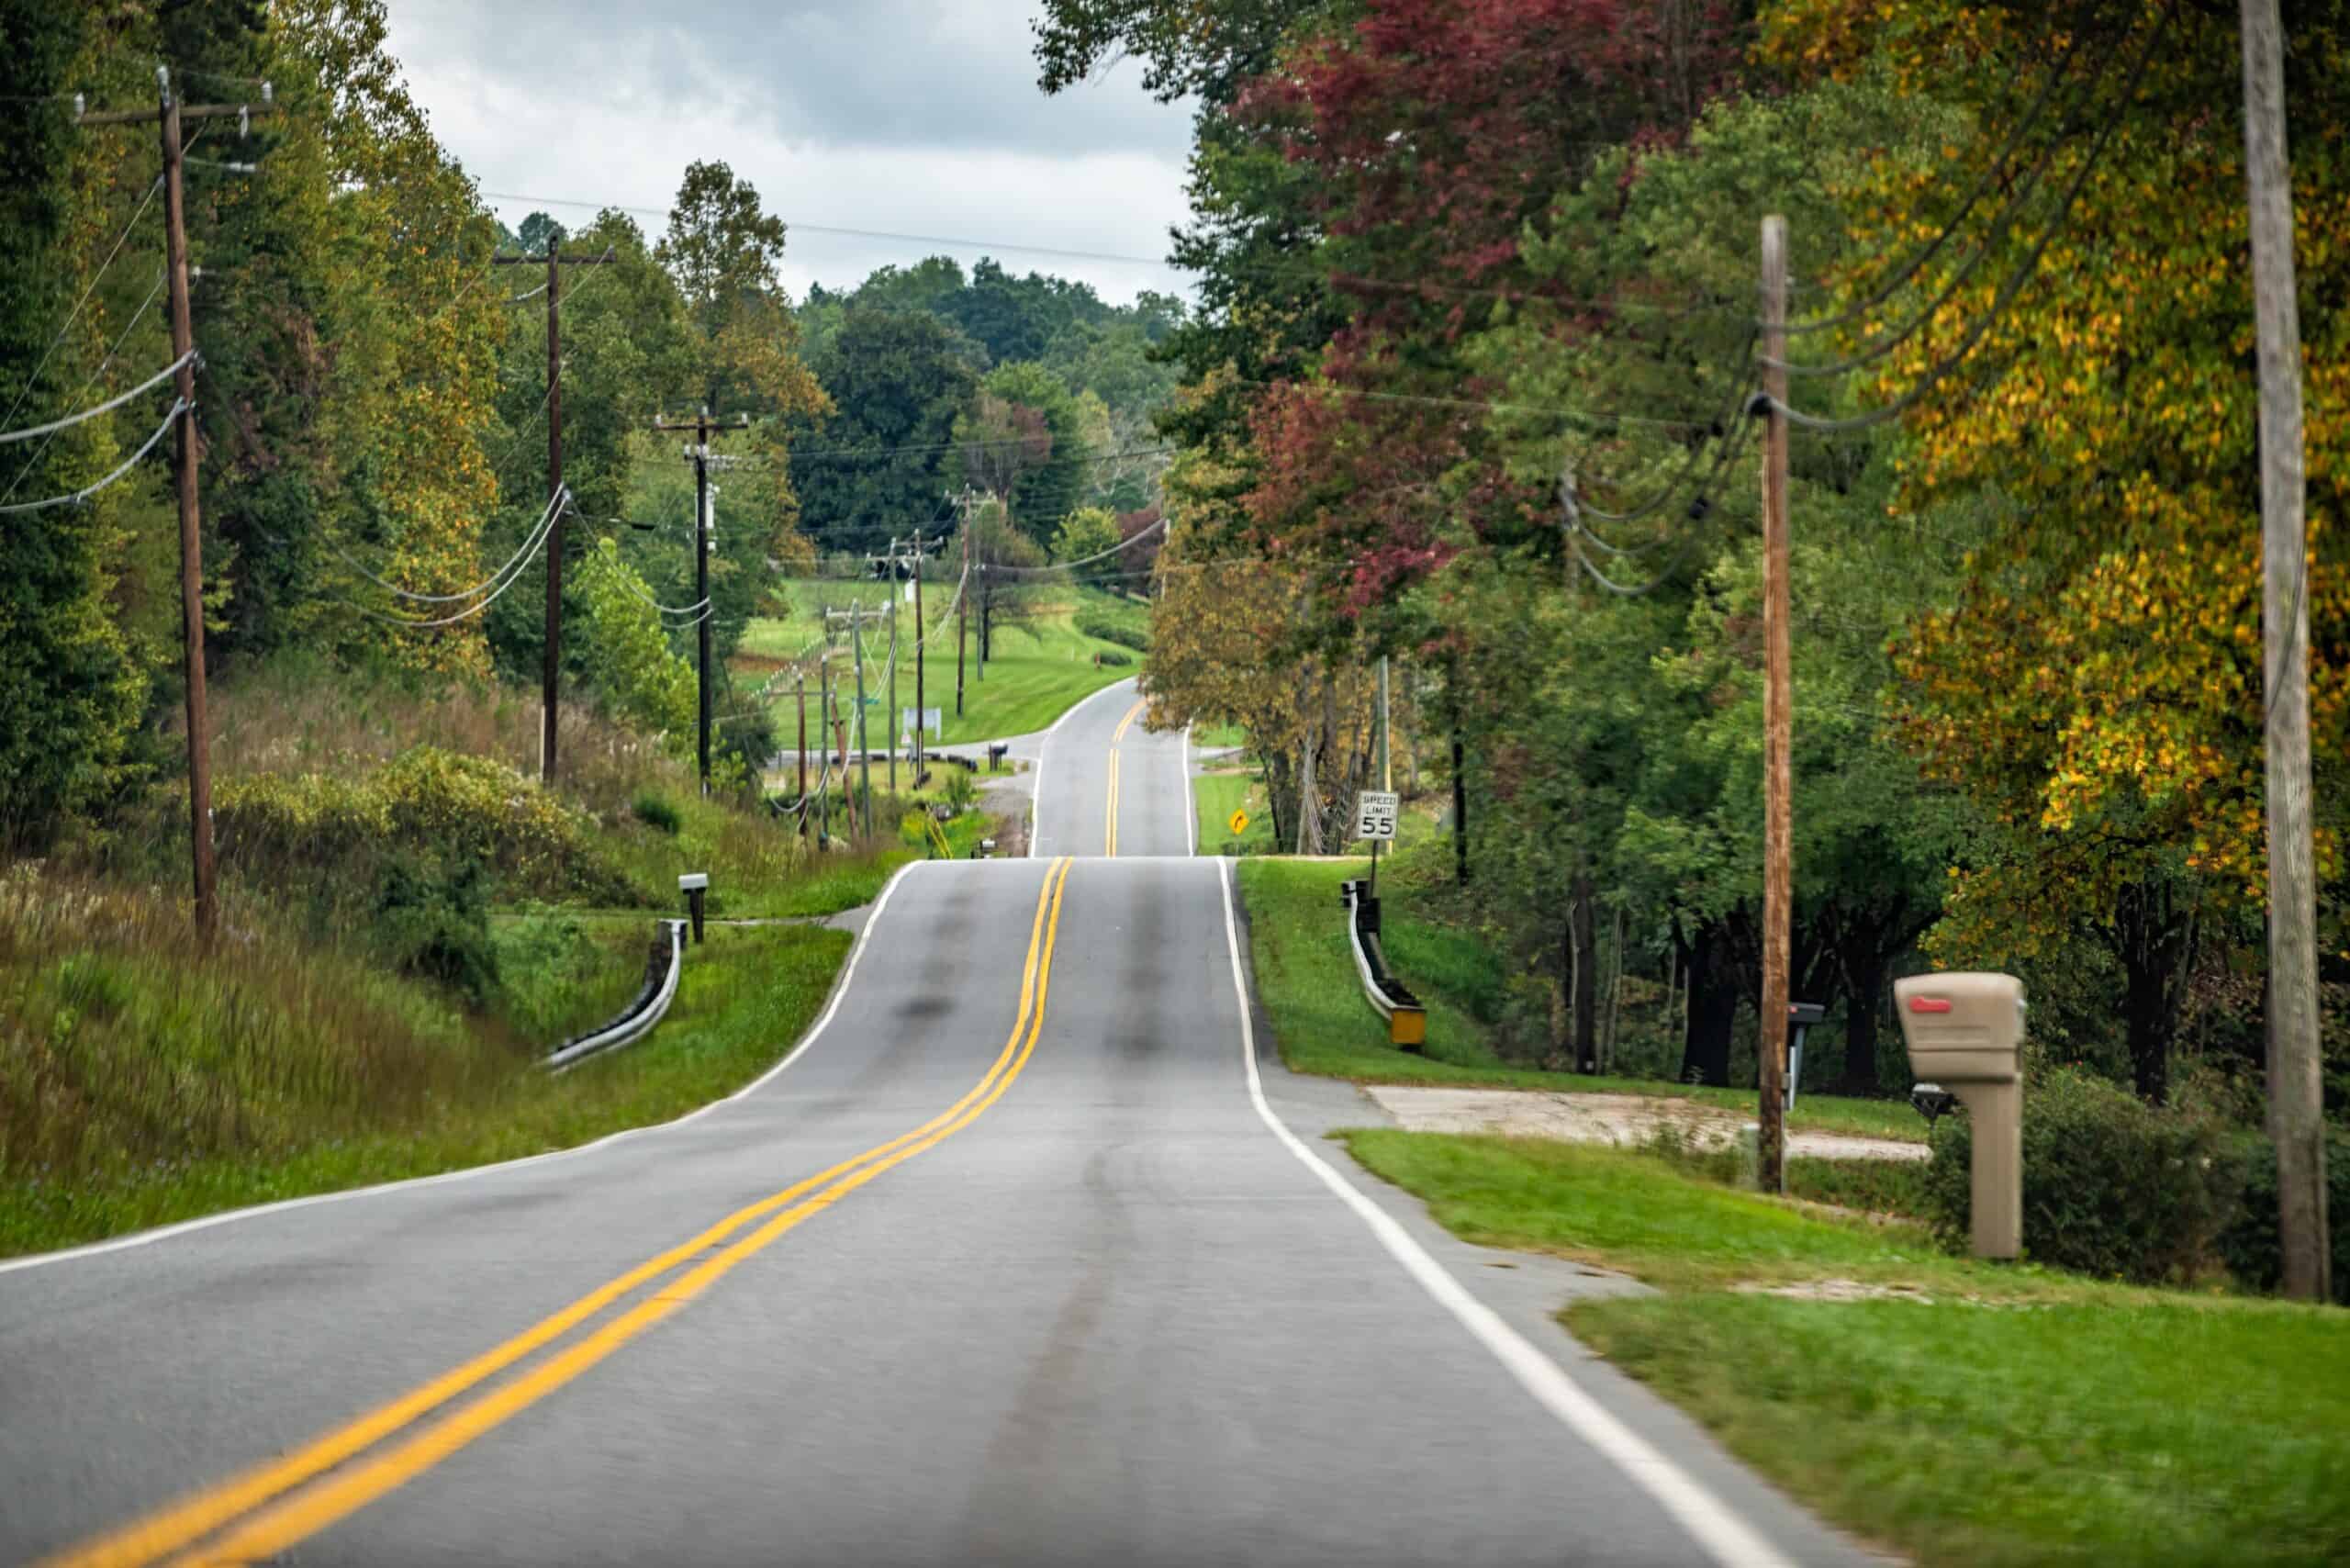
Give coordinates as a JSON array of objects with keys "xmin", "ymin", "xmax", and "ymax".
[
  {"xmin": 1785, "ymin": 1001, "xmax": 1826, "ymax": 1113},
  {"xmin": 1895, "ymin": 972, "xmax": 2025, "ymax": 1260},
  {"xmin": 679, "ymin": 872, "xmax": 709, "ymax": 945}
]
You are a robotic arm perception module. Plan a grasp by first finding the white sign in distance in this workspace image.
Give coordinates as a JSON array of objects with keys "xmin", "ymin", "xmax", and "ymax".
[
  {"xmin": 901, "ymin": 707, "xmax": 943, "ymax": 738},
  {"xmin": 1354, "ymin": 790, "xmax": 1400, "ymax": 842}
]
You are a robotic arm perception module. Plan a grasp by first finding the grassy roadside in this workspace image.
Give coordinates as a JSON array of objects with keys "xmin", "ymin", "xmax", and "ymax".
[
  {"xmin": 1338, "ymin": 1131, "xmax": 2350, "ymax": 1566},
  {"xmin": 0, "ymin": 921, "xmax": 851, "ymax": 1258},
  {"xmin": 1232, "ymin": 844, "xmax": 2346, "ymax": 1562},
  {"xmin": 1193, "ymin": 769, "xmax": 1277, "ymax": 857},
  {"xmin": 736, "ymin": 584, "xmax": 1145, "ymax": 746},
  {"xmin": 1, "ymin": 657, "xmax": 975, "ymax": 1261},
  {"xmin": 1237, "ymin": 854, "xmax": 1921, "ymax": 1142}
]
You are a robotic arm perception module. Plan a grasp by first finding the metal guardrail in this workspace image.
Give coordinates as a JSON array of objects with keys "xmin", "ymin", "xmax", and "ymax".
[
  {"xmin": 542, "ymin": 919, "xmax": 688, "ymax": 1074},
  {"xmin": 1338, "ymin": 879, "xmax": 1426, "ymax": 1050}
]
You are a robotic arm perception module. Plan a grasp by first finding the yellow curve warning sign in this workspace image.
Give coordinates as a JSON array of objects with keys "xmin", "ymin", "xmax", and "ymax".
[{"xmin": 1228, "ymin": 808, "xmax": 1250, "ymax": 836}]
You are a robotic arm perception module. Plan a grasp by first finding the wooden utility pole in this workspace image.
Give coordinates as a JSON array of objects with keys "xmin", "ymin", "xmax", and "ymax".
[
  {"xmin": 1370, "ymin": 654, "xmax": 1392, "ymax": 899},
  {"xmin": 76, "ymin": 71, "xmax": 281, "ymax": 940},
  {"xmin": 491, "ymin": 242, "xmax": 612, "ymax": 781},
  {"xmin": 1381, "ymin": 655, "xmax": 1393, "ymax": 792},
  {"xmin": 2239, "ymin": 0, "xmax": 2331, "ymax": 1302},
  {"xmin": 159, "ymin": 74, "xmax": 215, "ymax": 943},
  {"xmin": 817, "ymin": 650, "xmax": 833, "ymax": 849},
  {"xmin": 650, "ymin": 408, "xmax": 748, "ymax": 794},
  {"xmin": 795, "ymin": 672, "xmax": 808, "ymax": 833},
  {"xmin": 852, "ymin": 601, "xmax": 872, "ymax": 840},
  {"xmin": 1756, "ymin": 214, "xmax": 1794, "ymax": 1196},
  {"xmin": 887, "ymin": 595, "xmax": 900, "ymax": 795},
  {"xmin": 912, "ymin": 535, "xmax": 927, "ymax": 778},
  {"xmin": 957, "ymin": 491, "xmax": 971, "ymax": 717}
]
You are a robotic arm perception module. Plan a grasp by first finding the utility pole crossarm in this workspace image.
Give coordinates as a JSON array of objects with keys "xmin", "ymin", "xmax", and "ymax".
[
  {"xmin": 77, "ymin": 102, "xmax": 278, "ymax": 127},
  {"xmin": 489, "ymin": 250, "xmax": 617, "ymax": 266}
]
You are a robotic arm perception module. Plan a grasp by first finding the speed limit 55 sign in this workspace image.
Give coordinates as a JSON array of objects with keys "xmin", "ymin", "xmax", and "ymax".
[{"xmin": 1353, "ymin": 790, "xmax": 1400, "ymax": 842}]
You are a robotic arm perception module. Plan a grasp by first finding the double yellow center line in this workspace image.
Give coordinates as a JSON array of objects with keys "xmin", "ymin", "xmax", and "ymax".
[
  {"xmin": 47, "ymin": 857, "xmax": 1078, "ymax": 1568},
  {"xmin": 1104, "ymin": 698, "xmax": 1145, "ymax": 857}
]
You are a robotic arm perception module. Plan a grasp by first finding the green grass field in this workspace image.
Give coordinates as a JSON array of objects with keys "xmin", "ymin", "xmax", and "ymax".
[
  {"xmin": 1236, "ymin": 855, "xmax": 1922, "ymax": 1141},
  {"xmin": 1192, "ymin": 721, "xmax": 1248, "ymax": 750},
  {"xmin": 736, "ymin": 582, "xmax": 1147, "ymax": 746},
  {"xmin": 1340, "ymin": 1131, "xmax": 2350, "ymax": 1566},
  {"xmin": 1193, "ymin": 769, "xmax": 1278, "ymax": 857}
]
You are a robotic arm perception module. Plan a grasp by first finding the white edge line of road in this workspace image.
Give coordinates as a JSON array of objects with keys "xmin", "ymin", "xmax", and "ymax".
[
  {"xmin": 1214, "ymin": 855, "xmax": 1796, "ymax": 1568},
  {"xmin": 0, "ymin": 857, "xmax": 942, "ymax": 1279}
]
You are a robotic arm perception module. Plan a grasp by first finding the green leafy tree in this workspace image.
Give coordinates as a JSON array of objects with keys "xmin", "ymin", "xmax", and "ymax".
[
  {"xmin": 959, "ymin": 361, "xmax": 1091, "ymax": 543},
  {"xmin": 1052, "ymin": 506, "xmax": 1122, "ymax": 586},
  {"xmin": 795, "ymin": 304, "xmax": 982, "ymax": 554},
  {"xmin": 1764, "ymin": 0, "xmax": 2350, "ymax": 1101},
  {"xmin": 573, "ymin": 539, "xmax": 697, "ymax": 756},
  {"xmin": 968, "ymin": 500, "xmax": 1048, "ymax": 664},
  {"xmin": 0, "ymin": 0, "xmax": 146, "ymax": 842}
]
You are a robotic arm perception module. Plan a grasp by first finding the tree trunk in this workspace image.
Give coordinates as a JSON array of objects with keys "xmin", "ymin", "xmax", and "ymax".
[
  {"xmin": 2112, "ymin": 878, "xmax": 2198, "ymax": 1105},
  {"xmin": 1841, "ymin": 946, "xmax": 1886, "ymax": 1093},
  {"xmin": 1679, "ymin": 923, "xmax": 1738, "ymax": 1087},
  {"xmin": 1570, "ymin": 871, "xmax": 1598, "ymax": 1073},
  {"xmin": 1295, "ymin": 690, "xmax": 1322, "ymax": 856},
  {"xmin": 1604, "ymin": 903, "xmax": 1626, "ymax": 1073},
  {"xmin": 1448, "ymin": 657, "xmax": 1470, "ymax": 889},
  {"xmin": 1259, "ymin": 749, "xmax": 1288, "ymax": 852}
]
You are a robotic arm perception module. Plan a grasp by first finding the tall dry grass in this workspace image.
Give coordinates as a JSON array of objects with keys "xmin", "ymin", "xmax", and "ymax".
[
  {"xmin": 0, "ymin": 865, "xmax": 509, "ymax": 1182},
  {"xmin": 205, "ymin": 657, "xmax": 689, "ymax": 819}
]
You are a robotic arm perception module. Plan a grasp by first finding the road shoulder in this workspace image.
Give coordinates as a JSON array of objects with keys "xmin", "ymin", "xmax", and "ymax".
[{"xmin": 1222, "ymin": 859, "xmax": 1889, "ymax": 1568}]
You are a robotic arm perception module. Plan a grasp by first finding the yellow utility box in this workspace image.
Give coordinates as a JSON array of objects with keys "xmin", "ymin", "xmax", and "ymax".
[{"xmin": 1389, "ymin": 1006, "xmax": 1426, "ymax": 1048}]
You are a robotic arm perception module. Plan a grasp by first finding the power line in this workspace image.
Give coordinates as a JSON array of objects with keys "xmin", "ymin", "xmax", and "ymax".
[
  {"xmin": 1776, "ymin": 13, "xmax": 2110, "ymax": 340},
  {"xmin": 0, "ymin": 397, "xmax": 185, "ymax": 516},
  {"xmin": 474, "ymin": 187, "xmax": 1741, "ymax": 318},
  {"xmin": 618, "ymin": 575, "xmax": 712, "ymax": 619},
  {"xmin": 0, "ymin": 270, "xmax": 166, "ymax": 507},
  {"xmin": 1561, "ymin": 330, "xmax": 1758, "ymax": 532},
  {"xmin": 1563, "ymin": 412, "xmax": 1755, "ymax": 598},
  {"xmin": 334, "ymin": 486, "xmax": 567, "ymax": 604},
  {"xmin": 1762, "ymin": 24, "xmax": 2129, "ymax": 380},
  {"xmin": 349, "ymin": 520, "xmax": 556, "ymax": 629},
  {"xmin": 1762, "ymin": 32, "xmax": 2150, "ymax": 439},
  {"xmin": 772, "ymin": 436, "xmax": 1178, "ymax": 468},
  {"xmin": 485, "ymin": 249, "xmax": 619, "ymax": 487},
  {"xmin": 0, "ymin": 173, "xmax": 164, "ymax": 438},
  {"xmin": 0, "ymin": 351, "xmax": 193, "ymax": 446},
  {"xmin": 978, "ymin": 514, "xmax": 1169, "ymax": 577},
  {"xmin": 1223, "ymin": 373, "xmax": 1717, "ymax": 432}
]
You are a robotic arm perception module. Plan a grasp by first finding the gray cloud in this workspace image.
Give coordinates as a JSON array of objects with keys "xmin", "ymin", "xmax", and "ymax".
[
  {"xmin": 385, "ymin": 1, "xmax": 1199, "ymax": 302},
  {"xmin": 389, "ymin": 1, "xmax": 1193, "ymax": 157}
]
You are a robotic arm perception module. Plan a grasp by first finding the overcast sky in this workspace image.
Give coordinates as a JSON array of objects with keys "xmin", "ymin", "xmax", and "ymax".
[{"xmin": 383, "ymin": 1, "xmax": 1199, "ymax": 305}]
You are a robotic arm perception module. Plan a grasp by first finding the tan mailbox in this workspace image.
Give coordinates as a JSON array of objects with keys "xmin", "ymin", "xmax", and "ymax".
[{"xmin": 1896, "ymin": 971, "xmax": 2024, "ymax": 1260}]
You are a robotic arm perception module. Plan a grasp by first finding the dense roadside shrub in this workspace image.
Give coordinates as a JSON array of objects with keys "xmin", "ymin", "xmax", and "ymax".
[
  {"xmin": 1077, "ymin": 612, "xmax": 1148, "ymax": 652},
  {"xmin": 1922, "ymin": 1067, "xmax": 2238, "ymax": 1283},
  {"xmin": 374, "ymin": 855, "xmax": 500, "ymax": 1003},
  {"xmin": 632, "ymin": 791, "xmax": 683, "ymax": 835},
  {"xmin": 1094, "ymin": 648, "xmax": 1134, "ymax": 667},
  {"xmin": 215, "ymin": 746, "xmax": 640, "ymax": 908},
  {"xmin": 2218, "ymin": 1126, "xmax": 2350, "ymax": 1305}
]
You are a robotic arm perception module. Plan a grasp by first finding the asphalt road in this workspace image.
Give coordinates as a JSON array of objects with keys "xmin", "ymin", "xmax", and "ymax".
[{"xmin": 0, "ymin": 678, "xmax": 1869, "ymax": 1566}]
